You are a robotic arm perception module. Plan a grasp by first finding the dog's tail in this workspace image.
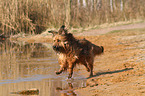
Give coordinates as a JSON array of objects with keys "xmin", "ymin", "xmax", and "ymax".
[
  {"xmin": 101, "ymin": 46, "xmax": 104, "ymax": 53},
  {"xmin": 93, "ymin": 45, "xmax": 104, "ymax": 56}
]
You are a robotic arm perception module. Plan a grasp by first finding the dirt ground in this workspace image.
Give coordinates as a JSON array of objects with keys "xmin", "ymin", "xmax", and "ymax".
[
  {"xmin": 75, "ymin": 28, "xmax": 145, "ymax": 96},
  {"xmin": 9, "ymin": 22, "xmax": 145, "ymax": 96}
]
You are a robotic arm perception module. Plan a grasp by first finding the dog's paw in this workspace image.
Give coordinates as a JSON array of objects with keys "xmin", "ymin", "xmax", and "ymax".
[
  {"xmin": 86, "ymin": 68, "xmax": 90, "ymax": 72},
  {"xmin": 68, "ymin": 75, "xmax": 72, "ymax": 79},
  {"xmin": 55, "ymin": 71, "xmax": 61, "ymax": 75},
  {"xmin": 89, "ymin": 74, "xmax": 93, "ymax": 77}
]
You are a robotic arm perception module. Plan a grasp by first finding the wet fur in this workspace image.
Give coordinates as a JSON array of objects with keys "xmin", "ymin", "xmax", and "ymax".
[{"xmin": 48, "ymin": 25, "xmax": 104, "ymax": 78}]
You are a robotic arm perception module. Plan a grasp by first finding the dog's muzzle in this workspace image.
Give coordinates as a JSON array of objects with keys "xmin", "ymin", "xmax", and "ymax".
[{"xmin": 53, "ymin": 46, "xmax": 60, "ymax": 51}]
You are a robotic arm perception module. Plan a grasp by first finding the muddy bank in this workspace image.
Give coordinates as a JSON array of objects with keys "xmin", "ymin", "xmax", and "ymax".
[{"xmin": 9, "ymin": 32, "xmax": 52, "ymax": 43}]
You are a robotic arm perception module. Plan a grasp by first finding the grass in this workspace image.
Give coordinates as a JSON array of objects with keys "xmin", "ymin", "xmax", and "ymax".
[{"xmin": 111, "ymin": 27, "xmax": 145, "ymax": 33}]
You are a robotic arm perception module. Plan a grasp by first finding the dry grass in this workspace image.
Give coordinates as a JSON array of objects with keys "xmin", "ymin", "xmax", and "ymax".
[{"xmin": 0, "ymin": 0, "xmax": 145, "ymax": 35}]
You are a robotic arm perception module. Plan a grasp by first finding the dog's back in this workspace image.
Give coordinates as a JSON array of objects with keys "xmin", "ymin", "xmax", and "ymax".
[{"xmin": 78, "ymin": 39, "xmax": 104, "ymax": 56}]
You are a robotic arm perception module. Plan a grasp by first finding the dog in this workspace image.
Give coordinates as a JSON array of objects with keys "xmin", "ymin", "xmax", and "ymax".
[{"xmin": 48, "ymin": 25, "xmax": 104, "ymax": 78}]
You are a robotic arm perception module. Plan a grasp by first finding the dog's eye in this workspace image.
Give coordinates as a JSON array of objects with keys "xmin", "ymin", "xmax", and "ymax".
[{"xmin": 57, "ymin": 39, "xmax": 61, "ymax": 42}]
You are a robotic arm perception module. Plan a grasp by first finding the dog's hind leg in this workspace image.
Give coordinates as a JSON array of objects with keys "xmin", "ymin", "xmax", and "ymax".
[
  {"xmin": 89, "ymin": 64, "xmax": 93, "ymax": 77},
  {"xmin": 86, "ymin": 57, "xmax": 94, "ymax": 77},
  {"xmin": 83, "ymin": 60, "xmax": 90, "ymax": 72}
]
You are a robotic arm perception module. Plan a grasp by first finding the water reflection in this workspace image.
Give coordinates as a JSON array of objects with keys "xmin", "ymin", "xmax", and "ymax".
[{"xmin": 0, "ymin": 40, "xmax": 86, "ymax": 96}]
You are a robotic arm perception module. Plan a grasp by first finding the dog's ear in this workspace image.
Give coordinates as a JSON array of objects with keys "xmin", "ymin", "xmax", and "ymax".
[
  {"xmin": 58, "ymin": 25, "xmax": 68, "ymax": 35},
  {"xmin": 48, "ymin": 31, "xmax": 58, "ymax": 37}
]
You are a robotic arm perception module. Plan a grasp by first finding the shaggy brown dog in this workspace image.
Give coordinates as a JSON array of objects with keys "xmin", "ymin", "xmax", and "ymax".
[{"xmin": 48, "ymin": 25, "xmax": 104, "ymax": 78}]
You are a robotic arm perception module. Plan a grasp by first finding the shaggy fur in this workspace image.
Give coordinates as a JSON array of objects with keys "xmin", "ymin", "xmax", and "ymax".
[{"xmin": 48, "ymin": 25, "xmax": 104, "ymax": 78}]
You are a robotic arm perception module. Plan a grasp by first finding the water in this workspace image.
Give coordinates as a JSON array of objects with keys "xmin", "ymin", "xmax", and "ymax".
[{"xmin": 0, "ymin": 40, "xmax": 87, "ymax": 96}]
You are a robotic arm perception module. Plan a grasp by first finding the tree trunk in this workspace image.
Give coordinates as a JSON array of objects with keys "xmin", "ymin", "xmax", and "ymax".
[
  {"xmin": 64, "ymin": 0, "xmax": 71, "ymax": 27},
  {"xmin": 113, "ymin": 0, "xmax": 116, "ymax": 10},
  {"xmin": 120, "ymin": 0, "xmax": 123, "ymax": 11},
  {"xmin": 110, "ymin": 0, "xmax": 113, "ymax": 12},
  {"xmin": 97, "ymin": 0, "xmax": 102, "ymax": 10}
]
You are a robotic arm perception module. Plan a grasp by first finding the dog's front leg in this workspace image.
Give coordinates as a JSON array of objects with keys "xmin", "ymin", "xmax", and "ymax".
[
  {"xmin": 56, "ymin": 61, "xmax": 67, "ymax": 75},
  {"xmin": 55, "ymin": 65, "xmax": 65, "ymax": 75},
  {"xmin": 68, "ymin": 63, "xmax": 75, "ymax": 79}
]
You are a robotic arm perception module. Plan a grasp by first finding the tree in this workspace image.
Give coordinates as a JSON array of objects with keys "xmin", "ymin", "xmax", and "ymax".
[
  {"xmin": 110, "ymin": 0, "xmax": 113, "ymax": 12},
  {"xmin": 64, "ymin": 0, "xmax": 71, "ymax": 27},
  {"xmin": 120, "ymin": 0, "xmax": 123, "ymax": 11}
]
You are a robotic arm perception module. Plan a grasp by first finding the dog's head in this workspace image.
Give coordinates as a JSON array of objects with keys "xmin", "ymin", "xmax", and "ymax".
[{"xmin": 48, "ymin": 25, "xmax": 74, "ymax": 53}]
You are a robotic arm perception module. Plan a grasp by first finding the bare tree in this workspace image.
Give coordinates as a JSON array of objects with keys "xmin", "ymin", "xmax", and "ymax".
[
  {"xmin": 97, "ymin": 0, "xmax": 102, "ymax": 10},
  {"xmin": 120, "ymin": 0, "xmax": 123, "ymax": 11},
  {"xmin": 113, "ymin": 0, "xmax": 116, "ymax": 10},
  {"xmin": 110, "ymin": 0, "xmax": 113, "ymax": 12},
  {"xmin": 64, "ymin": 0, "xmax": 71, "ymax": 27}
]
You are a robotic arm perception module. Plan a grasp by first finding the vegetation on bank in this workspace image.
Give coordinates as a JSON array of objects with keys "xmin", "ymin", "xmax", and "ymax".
[{"xmin": 0, "ymin": 0, "xmax": 145, "ymax": 35}]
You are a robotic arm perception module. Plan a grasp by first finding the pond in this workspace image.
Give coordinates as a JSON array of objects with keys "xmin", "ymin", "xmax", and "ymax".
[{"xmin": 0, "ymin": 40, "xmax": 87, "ymax": 96}]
